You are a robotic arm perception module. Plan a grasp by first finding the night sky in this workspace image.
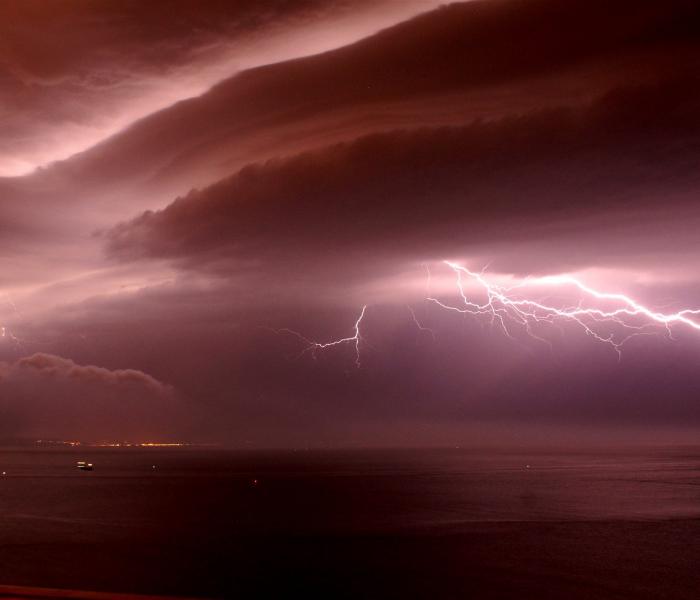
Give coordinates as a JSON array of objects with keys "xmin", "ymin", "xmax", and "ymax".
[{"xmin": 1, "ymin": 0, "xmax": 700, "ymax": 446}]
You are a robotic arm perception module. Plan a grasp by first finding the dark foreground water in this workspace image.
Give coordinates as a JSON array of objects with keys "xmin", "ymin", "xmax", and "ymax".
[{"xmin": 0, "ymin": 447, "xmax": 699, "ymax": 599}]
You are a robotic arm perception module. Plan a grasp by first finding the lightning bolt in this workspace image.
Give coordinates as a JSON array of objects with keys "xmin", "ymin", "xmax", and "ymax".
[
  {"xmin": 275, "ymin": 305, "xmax": 368, "ymax": 367},
  {"xmin": 1, "ymin": 293, "xmax": 25, "ymax": 351},
  {"xmin": 281, "ymin": 261, "xmax": 700, "ymax": 366},
  {"xmin": 408, "ymin": 305, "xmax": 436, "ymax": 342},
  {"xmin": 429, "ymin": 261, "xmax": 700, "ymax": 359}
]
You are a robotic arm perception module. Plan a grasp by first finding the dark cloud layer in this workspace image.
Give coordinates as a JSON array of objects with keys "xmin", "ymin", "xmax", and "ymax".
[
  {"xmin": 105, "ymin": 77, "xmax": 700, "ymax": 278},
  {"xmin": 0, "ymin": 353, "xmax": 180, "ymax": 440},
  {"xmin": 30, "ymin": 0, "xmax": 700, "ymax": 194}
]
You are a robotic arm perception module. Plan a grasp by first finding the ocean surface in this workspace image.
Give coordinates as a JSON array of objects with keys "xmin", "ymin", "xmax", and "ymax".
[{"xmin": 0, "ymin": 446, "xmax": 699, "ymax": 598}]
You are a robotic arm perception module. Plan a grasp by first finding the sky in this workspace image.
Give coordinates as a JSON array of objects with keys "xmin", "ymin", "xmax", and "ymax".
[{"xmin": 1, "ymin": 0, "xmax": 700, "ymax": 446}]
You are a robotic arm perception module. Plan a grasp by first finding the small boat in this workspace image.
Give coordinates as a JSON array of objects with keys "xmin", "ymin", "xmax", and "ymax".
[{"xmin": 76, "ymin": 461, "xmax": 94, "ymax": 471}]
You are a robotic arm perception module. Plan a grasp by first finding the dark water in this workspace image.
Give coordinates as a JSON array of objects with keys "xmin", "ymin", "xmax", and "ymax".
[{"xmin": 0, "ymin": 447, "xmax": 699, "ymax": 598}]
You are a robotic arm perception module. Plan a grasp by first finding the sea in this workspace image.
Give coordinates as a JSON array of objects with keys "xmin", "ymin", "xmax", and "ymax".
[{"xmin": 0, "ymin": 446, "xmax": 699, "ymax": 599}]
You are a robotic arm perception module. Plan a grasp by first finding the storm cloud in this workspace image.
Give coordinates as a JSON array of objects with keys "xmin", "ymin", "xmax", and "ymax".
[{"xmin": 1, "ymin": 0, "xmax": 700, "ymax": 445}]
